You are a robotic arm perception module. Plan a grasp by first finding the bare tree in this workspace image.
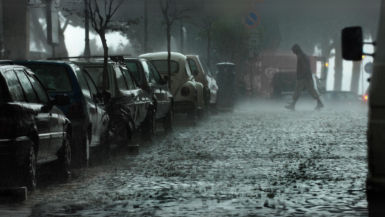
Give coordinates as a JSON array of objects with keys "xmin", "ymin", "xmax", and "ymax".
[
  {"xmin": 86, "ymin": 0, "xmax": 124, "ymax": 89},
  {"xmin": 60, "ymin": 0, "xmax": 140, "ymax": 90},
  {"xmin": 189, "ymin": 0, "xmax": 217, "ymax": 65},
  {"xmin": 159, "ymin": 0, "xmax": 191, "ymax": 89}
]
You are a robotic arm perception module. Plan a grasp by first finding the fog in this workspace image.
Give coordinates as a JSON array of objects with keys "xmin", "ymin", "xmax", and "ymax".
[{"xmin": 25, "ymin": 0, "xmax": 381, "ymax": 95}]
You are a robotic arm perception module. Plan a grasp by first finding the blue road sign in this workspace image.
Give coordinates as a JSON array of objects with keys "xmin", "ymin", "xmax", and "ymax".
[
  {"xmin": 365, "ymin": 62, "xmax": 373, "ymax": 74},
  {"xmin": 243, "ymin": 8, "xmax": 260, "ymax": 29}
]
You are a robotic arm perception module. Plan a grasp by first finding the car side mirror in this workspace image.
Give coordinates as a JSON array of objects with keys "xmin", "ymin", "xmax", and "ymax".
[
  {"xmin": 342, "ymin": 26, "xmax": 363, "ymax": 61},
  {"xmin": 163, "ymin": 75, "xmax": 169, "ymax": 85},
  {"xmin": 102, "ymin": 90, "xmax": 112, "ymax": 104},
  {"xmin": 54, "ymin": 94, "xmax": 70, "ymax": 106}
]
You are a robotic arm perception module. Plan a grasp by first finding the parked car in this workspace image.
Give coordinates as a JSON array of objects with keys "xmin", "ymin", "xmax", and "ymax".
[
  {"xmin": 15, "ymin": 61, "xmax": 109, "ymax": 166},
  {"xmin": 216, "ymin": 62, "xmax": 236, "ymax": 109},
  {"xmin": 0, "ymin": 62, "xmax": 71, "ymax": 192},
  {"xmin": 121, "ymin": 57, "xmax": 174, "ymax": 132},
  {"xmin": 140, "ymin": 52, "xmax": 205, "ymax": 120},
  {"xmin": 186, "ymin": 55, "xmax": 218, "ymax": 114},
  {"xmin": 73, "ymin": 60, "xmax": 155, "ymax": 141}
]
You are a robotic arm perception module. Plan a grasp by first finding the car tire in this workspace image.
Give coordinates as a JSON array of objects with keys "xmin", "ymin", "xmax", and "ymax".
[
  {"xmin": 109, "ymin": 118, "xmax": 130, "ymax": 148},
  {"xmin": 23, "ymin": 143, "xmax": 37, "ymax": 193},
  {"xmin": 163, "ymin": 109, "xmax": 173, "ymax": 133},
  {"xmin": 197, "ymin": 108, "xmax": 205, "ymax": 120},
  {"xmin": 142, "ymin": 109, "xmax": 156, "ymax": 141},
  {"xmin": 99, "ymin": 128, "xmax": 111, "ymax": 159},
  {"xmin": 74, "ymin": 130, "xmax": 90, "ymax": 167},
  {"xmin": 56, "ymin": 133, "xmax": 71, "ymax": 179}
]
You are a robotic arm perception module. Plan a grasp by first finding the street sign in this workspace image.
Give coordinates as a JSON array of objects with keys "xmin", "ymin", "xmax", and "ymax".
[
  {"xmin": 365, "ymin": 62, "xmax": 373, "ymax": 74},
  {"xmin": 46, "ymin": 0, "xmax": 59, "ymax": 45},
  {"xmin": 243, "ymin": 8, "xmax": 260, "ymax": 29}
]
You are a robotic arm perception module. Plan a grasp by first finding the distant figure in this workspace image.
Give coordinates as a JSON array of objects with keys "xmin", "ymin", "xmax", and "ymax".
[{"xmin": 285, "ymin": 44, "xmax": 324, "ymax": 110}]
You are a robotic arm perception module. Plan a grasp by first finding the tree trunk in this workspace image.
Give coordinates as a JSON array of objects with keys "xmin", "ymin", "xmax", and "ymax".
[
  {"xmin": 167, "ymin": 25, "xmax": 172, "ymax": 90},
  {"xmin": 100, "ymin": 33, "xmax": 109, "ymax": 91},
  {"xmin": 350, "ymin": 61, "xmax": 362, "ymax": 94},
  {"xmin": 180, "ymin": 20, "xmax": 184, "ymax": 53},
  {"xmin": 57, "ymin": 19, "xmax": 69, "ymax": 58}
]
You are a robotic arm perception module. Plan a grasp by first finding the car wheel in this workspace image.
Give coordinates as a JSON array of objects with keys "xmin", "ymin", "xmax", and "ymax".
[
  {"xmin": 74, "ymin": 131, "xmax": 89, "ymax": 167},
  {"xmin": 142, "ymin": 109, "xmax": 156, "ymax": 141},
  {"xmin": 109, "ymin": 119, "xmax": 130, "ymax": 148},
  {"xmin": 23, "ymin": 143, "xmax": 37, "ymax": 193},
  {"xmin": 197, "ymin": 108, "xmax": 205, "ymax": 120},
  {"xmin": 99, "ymin": 128, "xmax": 110, "ymax": 159},
  {"xmin": 163, "ymin": 109, "xmax": 173, "ymax": 133},
  {"xmin": 187, "ymin": 101, "xmax": 197, "ymax": 121},
  {"xmin": 56, "ymin": 133, "xmax": 71, "ymax": 179}
]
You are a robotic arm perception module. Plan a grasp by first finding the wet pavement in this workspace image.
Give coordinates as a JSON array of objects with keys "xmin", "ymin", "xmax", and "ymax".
[{"xmin": 0, "ymin": 102, "xmax": 369, "ymax": 217}]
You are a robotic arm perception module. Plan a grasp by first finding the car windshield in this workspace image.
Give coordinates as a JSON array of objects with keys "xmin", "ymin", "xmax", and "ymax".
[
  {"xmin": 21, "ymin": 64, "xmax": 72, "ymax": 93},
  {"xmin": 151, "ymin": 60, "xmax": 179, "ymax": 74},
  {"xmin": 124, "ymin": 61, "xmax": 141, "ymax": 84},
  {"xmin": 200, "ymin": 58, "xmax": 213, "ymax": 76}
]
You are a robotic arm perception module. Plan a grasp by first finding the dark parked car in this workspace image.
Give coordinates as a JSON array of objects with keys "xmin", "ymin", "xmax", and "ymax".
[
  {"xmin": 122, "ymin": 57, "xmax": 173, "ymax": 132},
  {"xmin": 0, "ymin": 62, "xmax": 71, "ymax": 192},
  {"xmin": 15, "ymin": 61, "xmax": 109, "ymax": 166},
  {"xmin": 216, "ymin": 62, "xmax": 236, "ymax": 108},
  {"xmin": 74, "ymin": 61, "xmax": 155, "ymax": 141}
]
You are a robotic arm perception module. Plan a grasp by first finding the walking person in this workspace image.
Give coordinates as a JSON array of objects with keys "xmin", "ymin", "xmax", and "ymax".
[{"xmin": 285, "ymin": 44, "xmax": 324, "ymax": 110}]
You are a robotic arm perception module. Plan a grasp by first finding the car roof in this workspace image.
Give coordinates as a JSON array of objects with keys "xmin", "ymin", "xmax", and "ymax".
[
  {"xmin": 72, "ymin": 61, "xmax": 119, "ymax": 66},
  {"xmin": 217, "ymin": 62, "xmax": 235, "ymax": 66},
  {"xmin": 123, "ymin": 57, "xmax": 147, "ymax": 62},
  {"xmin": 0, "ymin": 63, "xmax": 35, "ymax": 74},
  {"xmin": 15, "ymin": 60, "xmax": 72, "ymax": 65},
  {"xmin": 140, "ymin": 52, "xmax": 187, "ymax": 61}
]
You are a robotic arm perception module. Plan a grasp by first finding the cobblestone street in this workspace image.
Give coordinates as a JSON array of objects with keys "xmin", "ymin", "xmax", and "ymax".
[{"xmin": 1, "ymin": 103, "xmax": 369, "ymax": 217}]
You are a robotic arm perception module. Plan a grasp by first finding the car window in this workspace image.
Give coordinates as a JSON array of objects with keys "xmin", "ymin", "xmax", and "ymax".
[
  {"xmin": 121, "ymin": 67, "xmax": 136, "ymax": 90},
  {"xmin": 83, "ymin": 66, "xmax": 108, "ymax": 90},
  {"xmin": 115, "ymin": 67, "xmax": 128, "ymax": 90},
  {"xmin": 24, "ymin": 64, "xmax": 72, "ymax": 93},
  {"xmin": 28, "ymin": 75, "xmax": 50, "ymax": 104},
  {"xmin": 148, "ymin": 62, "xmax": 162, "ymax": 85},
  {"xmin": 187, "ymin": 59, "xmax": 199, "ymax": 75},
  {"xmin": 3, "ymin": 70, "xmax": 25, "ymax": 102},
  {"xmin": 151, "ymin": 60, "xmax": 179, "ymax": 74},
  {"xmin": 83, "ymin": 72, "xmax": 99, "ymax": 96},
  {"xmin": 15, "ymin": 70, "xmax": 39, "ymax": 103},
  {"xmin": 124, "ymin": 61, "xmax": 141, "ymax": 84},
  {"xmin": 74, "ymin": 68, "xmax": 91, "ymax": 97},
  {"xmin": 200, "ymin": 58, "xmax": 213, "ymax": 76},
  {"xmin": 142, "ymin": 61, "xmax": 154, "ymax": 83}
]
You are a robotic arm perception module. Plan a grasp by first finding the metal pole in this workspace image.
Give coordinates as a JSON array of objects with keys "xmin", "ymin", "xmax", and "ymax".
[
  {"xmin": 180, "ymin": 20, "xmax": 184, "ymax": 53},
  {"xmin": 84, "ymin": 0, "xmax": 91, "ymax": 57},
  {"xmin": 144, "ymin": 0, "xmax": 148, "ymax": 53}
]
